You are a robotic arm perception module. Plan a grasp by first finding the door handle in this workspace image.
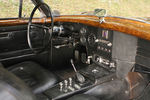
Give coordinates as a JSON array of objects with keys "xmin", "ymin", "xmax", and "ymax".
[{"xmin": 0, "ymin": 32, "xmax": 13, "ymax": 39}]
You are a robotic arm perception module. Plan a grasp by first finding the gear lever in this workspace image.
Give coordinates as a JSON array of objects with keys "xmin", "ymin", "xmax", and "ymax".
[{"xmin": 70, "ymin": 59, "xmax": 85, "ymax": 83}]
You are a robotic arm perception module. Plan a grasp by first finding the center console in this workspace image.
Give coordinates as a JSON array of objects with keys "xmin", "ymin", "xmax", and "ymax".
[
  {"xmin": 44, "ymin": 25, "xmax": 116, "ymax": 100},
  {"xmin": 44, "ymin": 73, "xmax": 94, "ymax": 100},
  {"xmin": 44, "ymin": 63, "xmax": 115, "ymax": 100}
]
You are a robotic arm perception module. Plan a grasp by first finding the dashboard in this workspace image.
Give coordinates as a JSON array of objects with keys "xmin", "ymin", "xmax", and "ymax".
[
  {"xmin": 0, "ymin": 15, "xmax": 150, "ymax": 100},
  {"xmin": 54, "ymin": 22, "xmax": 150, "ymax": 79},
  {"xmin": 78, "ymin": 25, "xmax": 115, "ymax": 72},
  {"xmin": 53, "ymin": 23, "xmax": 116, "ymax": 74},
  {"xmin": 0, "ymin": 21, "xmax": 150, "ymax": 78}
]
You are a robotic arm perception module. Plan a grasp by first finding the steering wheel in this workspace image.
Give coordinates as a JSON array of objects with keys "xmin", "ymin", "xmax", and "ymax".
[{"xmin": 27, "ymin": 3, "xmax": 54, "ymax": 54}]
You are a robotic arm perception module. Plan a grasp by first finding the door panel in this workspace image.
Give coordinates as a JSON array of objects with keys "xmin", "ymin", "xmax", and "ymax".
[{"xmin": 0, "ymin": 25, "xmax": 48, "ymax": 67}]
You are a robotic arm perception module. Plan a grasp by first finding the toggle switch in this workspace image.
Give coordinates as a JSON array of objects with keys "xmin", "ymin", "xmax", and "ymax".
[
  {"xmin": 74, "ymin": 84, "xmax": 81, "ymax": 90},
  {"xmin": 68, "ymin": 86, "xmax": 75, "ymax": 92},
  {"xmin": 69, "ymin": 77, "xmax": 72, "ymax": 86},
  {"xmin": 59, "ymin": 82, "xmax": 63, "ymax": 92}
]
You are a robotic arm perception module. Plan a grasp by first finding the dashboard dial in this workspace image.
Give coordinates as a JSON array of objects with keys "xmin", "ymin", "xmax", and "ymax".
[
  {"xmin": 80, "ymin": 36, "xmax": 86, "ymax": 45},
  {"xmin": 80, "ymin": 27, "xmax": 87, "ymax": 45},
  {"xmin": 88, "ymin": 33, "xmax": 96, "ymax": 46},
  {"xmin": 80, "ymin": 27, "xmax": 87, "ymax": 36}
]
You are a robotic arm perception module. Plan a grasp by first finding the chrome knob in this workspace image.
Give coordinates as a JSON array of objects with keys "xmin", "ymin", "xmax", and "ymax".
[
  {"xmin": 69, "ymin": 77, "xmax": 72, "ymax": 86},
  {"xmin": 107, "ymin": 42, "xmax": 112, "ymax": 47},
  {"xmin": 64, "ymin": 80, "xmax": 68, "ymax": 87},
  {"xmin": 59, "ymin": 82, "xmax": 63, "ymax": 92},
  {"xmin": 63, "ymin": 80, "xmax": 68, "ymax": 93},
  {"xmin": 74, "ymin": 84, "xmax": 81, "ymax": 90}
]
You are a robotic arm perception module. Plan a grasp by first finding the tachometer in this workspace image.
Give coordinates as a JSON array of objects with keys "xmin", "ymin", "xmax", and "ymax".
[
  {"xmin": 80, "ymin": 27, "xmax": 87, "ymax": 45},
  {"xmin": 80, "ymin": 36, "xmax": 86, "ymax": 45},
  {"xmin": 80, "ymin": 27, "xmax": 87, "ymax": 36}
]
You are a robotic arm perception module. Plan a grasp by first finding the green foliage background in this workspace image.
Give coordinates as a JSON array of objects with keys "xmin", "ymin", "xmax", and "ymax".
[{"xmin": 0, "ymin": 0, "xmax": 150, "ymax": 18}]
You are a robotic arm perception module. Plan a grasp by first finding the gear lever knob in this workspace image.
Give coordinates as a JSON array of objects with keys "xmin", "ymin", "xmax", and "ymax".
[
  {"xmin": 70, "ymin": 59, "xmax": 85, "ymax": 83},
  {"xmin": 76, "ymin": 72, "xmax": 85, "ymax": 83}
]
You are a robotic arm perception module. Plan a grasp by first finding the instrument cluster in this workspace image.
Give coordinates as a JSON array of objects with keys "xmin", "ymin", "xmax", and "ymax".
[
  {"xmin": 78, "ymin": 26, "xmax": 113, "ymax": 56},
  {"xmin": 56, "ymin": 23, "xmax": 116, "ymax": 71},
  {"xmin": 78, "ymin": 25, "xmax": 115, "ymax": 71}
]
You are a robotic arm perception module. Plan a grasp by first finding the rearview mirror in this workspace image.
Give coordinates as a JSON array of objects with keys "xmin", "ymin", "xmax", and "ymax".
[
  {"xmin": 94, "ymin": 9, "xmax": 107, "ymax": 17},
  {"xmin": 94, "ymin": 9, "xmax": 107, "ymax": 23}
]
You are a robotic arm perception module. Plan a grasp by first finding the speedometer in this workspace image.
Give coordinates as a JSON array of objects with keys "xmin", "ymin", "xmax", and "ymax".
[
  {"xmin": 80, "ymin": 27, "xmax": 87, "ymax": 45},
  {"xmin": 80, "ymin": 36, "xmax": 86, "ymax": 45},
  {"xmin": 80, "ymin": 27, "xmax": 87, "ymax": 36},
  {"xmin": 88, "ymin": 33, "xmax": 96, "ymax": 46}
]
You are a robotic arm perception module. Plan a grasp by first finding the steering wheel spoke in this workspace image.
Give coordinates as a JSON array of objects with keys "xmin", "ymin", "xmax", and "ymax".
[
  {"xmin": 30, "ymin": 24, "xmax": 50, "ymax": 30},
  {"xmin": 27, "ymin": 3, "xmax": 54, "ymax": 54}
]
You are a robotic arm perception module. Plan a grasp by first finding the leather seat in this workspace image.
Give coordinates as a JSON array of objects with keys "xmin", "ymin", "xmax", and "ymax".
[
  {"xmin": 0, "ymin": 65, "xmax": 36, "ymax": 100},
  {"xmin": 8, "ymin": 61, "xmax": 58, "ymax": 94},
  {"xmin": 67, "ymin": 94, "xmax": 99, "ymax": 100}
]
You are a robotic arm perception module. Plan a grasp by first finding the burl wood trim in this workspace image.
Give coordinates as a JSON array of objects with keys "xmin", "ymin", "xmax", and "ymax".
[{"xmin": 0, "ymin": 15, "xmax": 150, "ymax": 41}]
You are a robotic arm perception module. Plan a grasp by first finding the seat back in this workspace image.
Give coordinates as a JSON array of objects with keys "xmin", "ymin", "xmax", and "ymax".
[{"xmin": 0, "ymin": 65, "xmax": 36, "ymax": 100}]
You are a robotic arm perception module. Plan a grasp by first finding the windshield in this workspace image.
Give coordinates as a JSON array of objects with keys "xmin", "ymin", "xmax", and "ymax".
[
  {"xmin": 45, "ymin": 0, "xmax": 150, "ymax": 18},
  {"xmin": 0, "ymin": 0, "xmax": 40, "ymax": 18},
  {"xmin": 0, "ymin": 0, "xmax": 150, "ymax": 19}
]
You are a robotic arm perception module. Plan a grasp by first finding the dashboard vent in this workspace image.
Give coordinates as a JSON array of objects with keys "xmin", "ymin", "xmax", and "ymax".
[{"xmin": 135, "ymin": 38, "xmax": 150, "ymax": 73}]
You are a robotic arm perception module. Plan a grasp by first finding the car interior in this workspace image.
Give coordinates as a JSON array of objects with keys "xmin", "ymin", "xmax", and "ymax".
[{"xmin": 0, "ymin": 0, "xmax": 150, "ymax": 100}]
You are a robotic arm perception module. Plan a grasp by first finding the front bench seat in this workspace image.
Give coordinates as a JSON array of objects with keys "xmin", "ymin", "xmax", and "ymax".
[
  {"xmin": 8, "ymin": 61, "xmax": 58, "ymax": 94},
  {"xmin": 67, "ymin": 94, "xmax": 99, "ymax": 100},
  {"xmin": 0, "ymin": 65, "xmax": 36, "ymax": 100}
]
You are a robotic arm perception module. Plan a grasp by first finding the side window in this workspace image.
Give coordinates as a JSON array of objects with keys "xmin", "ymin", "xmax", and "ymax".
[
  {"xmin": 0, "ymin": 0, "xmax": 19, "ymax": 18},
  {"xmin": 0, "ymin": 0, "xmax": 42, "ymax": 18},
  {"xmin": 22, "ymin": 0, "xmax": 41, "ymax": 18}
]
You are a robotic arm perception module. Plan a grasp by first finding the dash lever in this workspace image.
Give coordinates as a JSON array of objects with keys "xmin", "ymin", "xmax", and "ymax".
[{"xmin": 70, "ymin": 59, "xmax": 85, "ymax": 83}]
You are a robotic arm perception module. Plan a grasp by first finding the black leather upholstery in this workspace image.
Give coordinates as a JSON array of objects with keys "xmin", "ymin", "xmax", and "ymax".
[
  {"xmin": 67, "ymin": 94, "xmax": 99, "ymax": 100},
  {"xmin": 0, "ymin": 65, "xmax": 36, "ymax": 100},
  {"xmin": 8, "ymin": 61, "xmax": 58, "ymax": 94}
]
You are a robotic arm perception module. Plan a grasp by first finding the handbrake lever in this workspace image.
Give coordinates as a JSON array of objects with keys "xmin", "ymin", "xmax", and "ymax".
[{"xmin": 70, "ymin": 59, "xmax": 85, "ymax": 83}]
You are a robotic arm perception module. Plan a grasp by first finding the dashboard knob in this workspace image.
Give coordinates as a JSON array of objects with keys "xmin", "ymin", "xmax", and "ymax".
[
  {"xmin": 95, "ymin": 39, "xmax": 99, "ymax": 43},
  {"xmin": 99, "ymin": 57, "xmax": 103, "ymax": 63},
  {"xmin": 59, "ymin": 82, "xmax": 63, "ymax": 92},
  {"xmin": 74, "ymin": 84, "xmax": 81, "ymax": 90},
  {"xmin": 64, "ymin": 80, "xmax": 68, "ymax": 92},
  {"xmin": 64, "ymin": 80, "xmax": 68, "ymax": 87},
  {"xmin": 92, "ymin": 69, "xmax": 99, "ymax": 73},
  {"xmin": 110, "ymin": 62, "xmax": 115, "ymax": 68},
  {"xmin": 107, "ymin": 42, "xmax": 112, "ymax": 47},
  {"xmin": 68, "ymin": 86, "xmax": 75, "ymax": 92},
  {"xmin": 69, "ymin": 77, "xmax": 72, "ymax": 86}
]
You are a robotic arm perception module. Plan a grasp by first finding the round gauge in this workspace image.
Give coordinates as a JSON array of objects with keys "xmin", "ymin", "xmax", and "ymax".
[
  {"xmin": 80, "ymin": 36, "xmax": 86, "ymax": 45},
  {"xmin": 88, "ymin": 33, "xmax": 96, "ymax": 46},
  {"xmin": 80, "ymin": 27, "xmax": 87, "ymax": 36}
]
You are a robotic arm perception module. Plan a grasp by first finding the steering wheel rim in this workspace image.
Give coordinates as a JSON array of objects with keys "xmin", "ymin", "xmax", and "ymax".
[{"xmin": 27, "ymin": 3, "xmax": 54, "ymax": 54}]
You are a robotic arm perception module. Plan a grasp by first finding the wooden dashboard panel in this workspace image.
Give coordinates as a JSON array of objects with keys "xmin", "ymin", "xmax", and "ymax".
[{"xmin": 0, "ymin": 15, "xmax": 150, "ymax": 41}]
